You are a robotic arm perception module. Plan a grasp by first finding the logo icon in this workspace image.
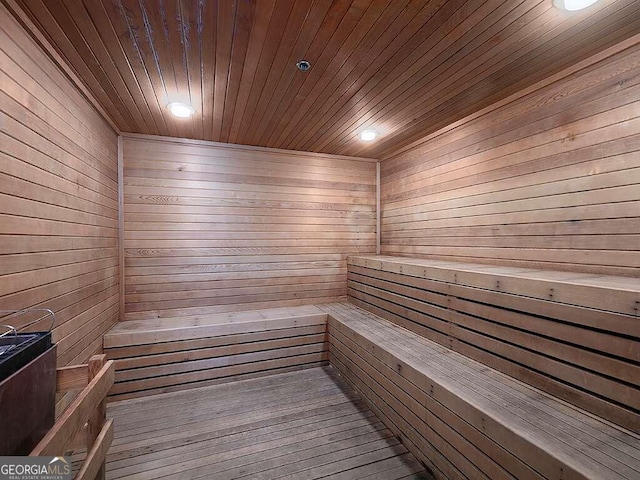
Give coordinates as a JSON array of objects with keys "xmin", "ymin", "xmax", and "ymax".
[{"xmin": 0, "ymin": 456, "xmax": 73, "ymax": 480}]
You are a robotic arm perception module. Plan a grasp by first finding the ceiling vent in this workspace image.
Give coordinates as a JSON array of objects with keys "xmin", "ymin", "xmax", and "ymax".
[{"xmin": 296, "ymin": 60, "xmax": 311, "ymax": 72}]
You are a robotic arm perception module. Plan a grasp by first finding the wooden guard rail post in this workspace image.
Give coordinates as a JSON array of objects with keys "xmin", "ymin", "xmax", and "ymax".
[{"xmin": 31, "ymin": 354, "xmax": 115, "ymax": 480}]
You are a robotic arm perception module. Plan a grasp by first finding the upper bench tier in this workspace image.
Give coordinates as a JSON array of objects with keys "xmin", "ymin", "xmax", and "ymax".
[
  {"xmin": 347, "ymin": 255, "xmax": 639, "ymax": 431},
  {"xmin": 349, "ymin": 255, "xmax": 639, "ymax": 327}
]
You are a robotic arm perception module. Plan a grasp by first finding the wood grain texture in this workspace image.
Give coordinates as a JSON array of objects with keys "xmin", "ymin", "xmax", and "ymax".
[
  {"xmin": 0, "ymin": 4, "xmax": 119, "ymax": 367},
  {"xmin": 347, "ymin": 256, "xmax": 640, "ymax": 431},
  {"xmin": 32, "ymin": 360, "xmax": 114, "ymax": 456},
  {"xmin": 380, "ymin": 41, "xmax": 640, "ymax": 277},
  {"xmin": 326, "ymin": 301, "xmax": 640, "ymax": 480},
  {"xmin": 36, "ymin": 355, "xmax": 113, "ymax": 479},
  {"xmin": 12, "ymin": 0, "xmax": 640, "ymax": 157},
  {"xmin": 104, "ymin": 306, "xmax": 331, "ymax": 400},
  {"xmin": 122, "ymin": 134, "xmax": 376, "ymax": 320},
  {"xmin": 101, "ymin": 367, "xmax": 430, "ymax": 480}
]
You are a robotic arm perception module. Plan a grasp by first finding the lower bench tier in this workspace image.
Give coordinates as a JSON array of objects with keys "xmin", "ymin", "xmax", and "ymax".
[
  {"xmin": 104, "ymin": 306, "xmax": 329, "ymax": 400},
  {"xmin": 104, "ymin": 301, "xmax": 640, "ymax": 480},
  {"xmin": 325, "ymin": 302, "xmax": 640, "ymax": 480}
]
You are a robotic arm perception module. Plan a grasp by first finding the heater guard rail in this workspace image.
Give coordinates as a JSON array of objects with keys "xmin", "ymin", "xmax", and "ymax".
[{"xmin": 30, "ymin": 355, "xmax": 115, "ymax": 480}]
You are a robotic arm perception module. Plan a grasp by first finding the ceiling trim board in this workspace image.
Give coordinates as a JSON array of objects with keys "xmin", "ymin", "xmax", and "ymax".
[{"xmin": 120, "ymin": 132, "xmax": 379, "ymax": 163}]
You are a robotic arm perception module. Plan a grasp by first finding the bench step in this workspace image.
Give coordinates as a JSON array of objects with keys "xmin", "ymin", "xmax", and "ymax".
[
  {"xmin": 347, "ymin": 255, "xmax": 640, "ymax": 431},
  {"xmin": 104, "ymin": 306, "xmax": 329, "ymax": 400},
  {"xmin": 326, "ymin": 301, "xmax": 640, "ymax": 480},
  {"xmin": 349, "ymin": 256, "xmax": 640, "ymax": 316}
]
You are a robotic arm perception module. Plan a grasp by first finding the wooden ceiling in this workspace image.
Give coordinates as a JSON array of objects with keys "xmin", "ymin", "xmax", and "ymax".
[{"xmin": 10, "ymin": 0, "xmax": 640, "ymax": 158}]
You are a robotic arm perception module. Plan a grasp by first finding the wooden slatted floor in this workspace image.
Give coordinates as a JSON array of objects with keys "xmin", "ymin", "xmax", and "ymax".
[{"xmin": 104, "ymin": 366, "xmax": 432, "ymax": 480}]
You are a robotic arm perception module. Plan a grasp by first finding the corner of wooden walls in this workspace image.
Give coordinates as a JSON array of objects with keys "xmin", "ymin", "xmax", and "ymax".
[{"xmin": 118, "ymin": 136, "xmax": 125, "ymax": 322}]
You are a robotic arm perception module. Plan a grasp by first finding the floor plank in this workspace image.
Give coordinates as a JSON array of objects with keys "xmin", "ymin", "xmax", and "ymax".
[{"xmin": 104, "ymin": 366, "xmax": 431, "ymax": 480}]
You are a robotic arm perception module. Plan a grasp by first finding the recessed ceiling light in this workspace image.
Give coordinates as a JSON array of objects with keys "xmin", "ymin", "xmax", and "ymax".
[
  {"xmin": 359, "ymin": 129, "xmax": 378, "ymax": 142},
  {"xmin": 553, "ymin": 0, "xmax": 599, "ymax": 11},
  {"xmin": 167, "ymin": 102, "xmax": 195, "ymax": 118}
]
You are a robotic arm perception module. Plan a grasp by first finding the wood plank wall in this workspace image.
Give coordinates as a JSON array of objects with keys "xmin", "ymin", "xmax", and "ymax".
[
  {"xmin": 380, "ymin": 42, "xmax": 640, "ymax": 278},
  {"xmin": 0, "ymin": 4, "xmax": 120, "ymax": 367},
  {"xmin": 122, "ymin": 135, "xmax": 376, "ymax": 320}
]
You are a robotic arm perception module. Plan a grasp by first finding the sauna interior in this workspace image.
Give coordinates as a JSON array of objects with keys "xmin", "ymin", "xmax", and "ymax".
[{"xmin": 1, "ymin": 0, "xmax": 640, "ymax": 478}]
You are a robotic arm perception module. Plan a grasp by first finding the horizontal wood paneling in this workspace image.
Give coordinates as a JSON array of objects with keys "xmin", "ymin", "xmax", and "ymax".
[
  {"xmin": 14, "ymin": 0, "xmax": 640, "ymax": 157},
  {"xmin": 380, "ymin": 42, "xmax": 640, "ymax": 277},
  {"xmin": 0, "ymin": 4, "xmax": 119, "ymax": 366},
  {"xmin": 347, "ymin": 256, "xmax": 640, "ymax": 431},
  {"xmin": 122, "ymin": 135, "xmax": 376, "ymax": 319}
]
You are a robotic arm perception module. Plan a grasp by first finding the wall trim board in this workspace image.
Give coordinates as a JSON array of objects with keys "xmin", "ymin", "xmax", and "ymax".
[
  {"xmin": 120, "ymin": 133, "xmax": 379, "ymax": 164},
  {"xmin": 376, "ymin": 162, "xmax": 381, "ymax": 255},
  {"xmin": 118, "ymin": 136, "xmax": 125, "ymax": 321},
  {"xmin": 2, "ymin": 0, "xmax": 120, "ymax": 136},
  {"xmin": 381, "ymin": 32, "xmax": 640, "ymax": 161}
]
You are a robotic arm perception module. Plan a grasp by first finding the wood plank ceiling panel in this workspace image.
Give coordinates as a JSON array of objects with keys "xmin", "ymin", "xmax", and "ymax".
[{"xmin": 13, "ymin": 0, "xmax": 640, "ymax": 158}]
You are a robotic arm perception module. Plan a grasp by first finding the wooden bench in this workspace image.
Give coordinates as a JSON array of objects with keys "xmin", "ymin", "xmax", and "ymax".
[
  {"xmin": 326, "ymin": 302, "xmax": 640, "ymax": 480},
  {"xmin": 103, "ymin": 253, "xmax": 640, "ymax": 478},
  {"xmin": 103, "ymin": 305, "xmax": 328, "ymax": 400},
  {"xmin": 347, "ymin": 255, "xmax": 640, "ymax": 431}
]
